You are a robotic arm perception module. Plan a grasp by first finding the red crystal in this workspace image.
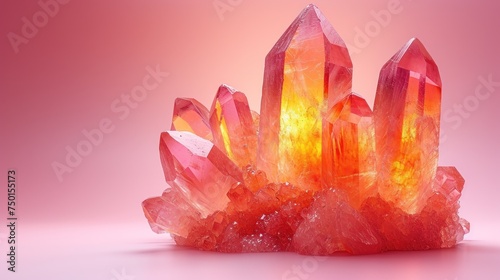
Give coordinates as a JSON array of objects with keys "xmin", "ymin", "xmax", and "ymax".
[
  {"xmin": 373, "ymin": 38, "xmax": 441, "ymax": 214},
  {"xmin": 142, "ymin": 4, "xmax": 468, "ymax": 255},
  {"xmin": 171, "ymin": 98, "xmax": 212, "ymax": 140},
  {"xmin": 159, "ymin": 131, "xmax": 243, "ymax": 217}
]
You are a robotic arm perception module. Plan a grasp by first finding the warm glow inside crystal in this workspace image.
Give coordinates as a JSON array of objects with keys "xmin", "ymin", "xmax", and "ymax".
[
  {"xmin": 373, "ymin": 38, "xmax": 441, "ymax": 214},
  {"xmin": 323, "ymin": 93, "xmax": 377, "ymax": 209},
  {"xmin": 142, "ymin": 4, "xmax": 468, "ymax": 255},
  {"xmin": 258, "ymin": 5, "xmax": 352, "ymax": 190}
]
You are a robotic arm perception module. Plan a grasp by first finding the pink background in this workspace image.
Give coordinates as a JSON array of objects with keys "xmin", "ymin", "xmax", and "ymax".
[{"xmin": 1, "ymin": 0, "xmax": 499, "ymax": 279}]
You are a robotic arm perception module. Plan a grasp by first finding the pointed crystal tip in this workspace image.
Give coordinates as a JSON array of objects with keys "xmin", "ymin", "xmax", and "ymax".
[
  {"xmin": 219, "ymin": 83, "xmax": 237, "ymax": 93},
  {"xmin": 305, "ymin": 3, "xmax": 318, "ymax": 9},
  {"xmin": 390, "ymin": 37, "xmax": 441, "ymax": 86},
  {"xmin": 302, "ymin": 3, "xmax": 321, "ymax": 15},
  {"xmin": 268, "ymin": 3, "xmax": 349, "ymax": 56},
  {"xmin": 171, "ymin": 98, "xmax": 213, "ymax": 140}
]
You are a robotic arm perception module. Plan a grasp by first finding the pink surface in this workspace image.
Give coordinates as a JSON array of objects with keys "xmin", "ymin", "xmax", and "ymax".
[{"xmin": 0, "ymin": 0, "xmax": 499, "ymax": 279}]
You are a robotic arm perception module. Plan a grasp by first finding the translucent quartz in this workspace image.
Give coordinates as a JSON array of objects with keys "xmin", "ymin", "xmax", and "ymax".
[
  {"xmin": 373, "ymin": 38, "xmax": 441, "ymax": 214},
  {"xmin": 257, "ymin": 4, "xmax": 352, "ymax": 190},
  {"xmin": 159, "ymin": 131, "xmax": 243, "ymax": 217}
]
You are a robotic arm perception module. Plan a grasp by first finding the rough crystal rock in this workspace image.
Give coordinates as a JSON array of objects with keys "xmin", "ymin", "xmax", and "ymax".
[
  {"xmin": 142, "ymin": 4, "xmax": 468, "ymax": 255},
  {"xmin": 293, "ymin": 189, "xmax": 382, "ymax": 255}
]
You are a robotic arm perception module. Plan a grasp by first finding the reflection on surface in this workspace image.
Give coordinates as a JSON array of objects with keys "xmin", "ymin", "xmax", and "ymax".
[
  {"xmin": 124, "ymin": 239, "xmax": 500, "ymax": 280},
  {"xmin": 10, "ymin": 225, "xmax": 500, "ymax": 280}
]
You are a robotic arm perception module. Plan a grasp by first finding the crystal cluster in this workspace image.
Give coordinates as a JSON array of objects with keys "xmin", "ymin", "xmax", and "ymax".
[{"xmin": 142, "ymin": 4, "xmax": 469, "ymax": 254}]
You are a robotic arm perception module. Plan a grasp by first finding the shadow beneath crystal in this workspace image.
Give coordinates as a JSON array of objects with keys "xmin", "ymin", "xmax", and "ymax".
[
  {"xmin": 128, "ymin": 239, "xmax": 500, "ymax": 254},
  {"xmin": 309, "ymin": 241, "xmax": 500, "ymax": 279}
]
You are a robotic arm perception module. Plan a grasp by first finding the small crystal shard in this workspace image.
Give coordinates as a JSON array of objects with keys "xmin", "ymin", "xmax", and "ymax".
[
  {"xmin": 142, "ymin": 4, "xmax": 468, "ymax": 255},
  {"xmin": 209, "ymin": 84, "xmax": 258, "ymax": 167},
  {"xmin": 142, "ymin": 188, "xmax": 200, "ymax": 237},
  {"xmin": 257, "ymin": 4, "xmax": 352, "ymax": 190},
  {"xmin": 433, "ymin": 166, "xmax": 464, "ymax": 204},
  {"xmin": 159, "ymin": 131, "xmax": 243, "ymax": 217},
  {"xmin": 323, "ymin": 93, "xmax": 377, "ymax": 208}
]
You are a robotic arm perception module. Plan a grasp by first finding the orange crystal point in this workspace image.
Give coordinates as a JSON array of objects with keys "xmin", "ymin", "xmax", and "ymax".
[
  {"xmin": 373, "ymin": 38, "xmax": 442, "ymax": 213},
  {"xmin": 159, "ymin": 131, "xmax": 243, "ymax": 217},
  {"xmin": 171, "ymin": 98, "xmax": 213, "ymax": 141},
  {"xmin": 323, "ymin": 93, "xmax": 377, "ymax": 208},
  {"xmin": 209, "ymin": 84, "xmax": 258, "ymax": 168},
  {"xmin": 258, "ymin": 4, "xmax": 352, "ymax": 190}
]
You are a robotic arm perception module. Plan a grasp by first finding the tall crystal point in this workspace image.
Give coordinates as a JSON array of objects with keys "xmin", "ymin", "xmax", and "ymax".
[
  {"xmin": 373, "ymin": 38, "xmax": 442, "ymax": 213},
  {"xmin": 257, "ymin": 4, "xmax": 352, "ymax": 189}
]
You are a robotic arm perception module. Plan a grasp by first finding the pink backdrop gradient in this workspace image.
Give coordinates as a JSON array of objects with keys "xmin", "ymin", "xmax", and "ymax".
[{"xmin": 1, "ymin": 0, "xmax": 499, "ymax": 279}]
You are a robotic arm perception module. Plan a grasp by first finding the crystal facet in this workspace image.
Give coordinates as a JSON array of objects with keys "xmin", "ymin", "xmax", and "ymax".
[
  {"xmin": 142, "ymin": 4, "xmax": 468, "ymax": 255},
  {"xmin": 209, "ymin": 84, "xmax": 257, "ymax": 168},
  {"xmin": 142, "ymin": 188, "xmax": 200, "ymax": 237},
  {"xmin": 171, "ymin": 98, "xmax": 212, "ymax": 140}
]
